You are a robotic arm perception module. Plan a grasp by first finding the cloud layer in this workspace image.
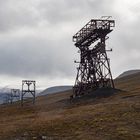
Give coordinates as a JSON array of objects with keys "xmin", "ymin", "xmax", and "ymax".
[{"xmin": 0, "ymin": 0, "xmax": 140, "ymax": 87}]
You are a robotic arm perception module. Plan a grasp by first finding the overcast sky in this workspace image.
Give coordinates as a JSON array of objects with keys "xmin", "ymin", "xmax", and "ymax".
[{"xmin": 0, "ymin": 0, "xmax": 140, "ymax": 89}]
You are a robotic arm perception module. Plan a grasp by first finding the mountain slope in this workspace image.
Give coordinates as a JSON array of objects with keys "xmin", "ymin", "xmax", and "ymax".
[
  {"xmin": 0, "ymin": 93, "xmax": 10, "ymax": 104},
  {"xmin": 117, "ymin": 69, "xmax": 140, "ymax": 79},
  {"xmin": 0, "ymin": 73, "xmax": 140, "ymax": 140},
  {"xmin": 115, "ymin": 71, "xmax": 140, "ymax": 94},
  {"xmin": 39, "ymin": 85, "xmax": 72, "ymax": 96}
]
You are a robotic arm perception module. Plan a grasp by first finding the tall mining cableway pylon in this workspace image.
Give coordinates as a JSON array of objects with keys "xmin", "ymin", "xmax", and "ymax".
[{"xmin": 73, "ymin": 18, "xmax": 115, "ymax": 97}]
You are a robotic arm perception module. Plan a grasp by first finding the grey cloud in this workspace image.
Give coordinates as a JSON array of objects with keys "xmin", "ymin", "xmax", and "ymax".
[
  {"xmin": 0, "ymin": 0, "xmax": 140, "ymax": 83},
  {"xmin": 0, "ymin": 34, "xmax": 76, "ymax": 78},
  {"xmin": 0, "ymin": 0, "xmax": 40, "ymax": 32},
  {"xmin": 37, "ymin": 0, "xmax": 114, "ymax": 25},
  {"xmin": 0, "ymin": 0, "xmax": 115, "ymax": 33}
]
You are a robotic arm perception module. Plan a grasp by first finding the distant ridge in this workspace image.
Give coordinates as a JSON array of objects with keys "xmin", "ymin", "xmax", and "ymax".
[
  {"xmin": 117, "ymin": 69, "xmax": 140, "ymax": 79},
  {"xmin": 39, "ymin": 85, "xmax": 73, "ymax": 96},
  {"xmin": 0, "ymin": 93, "xmax": 10, "ymax": 104}
]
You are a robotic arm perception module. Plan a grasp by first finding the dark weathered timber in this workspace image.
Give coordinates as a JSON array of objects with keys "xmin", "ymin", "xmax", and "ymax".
[
  {"xmin": 10, "ymin": 89, "xmax": 20, "ymax": 104},
  {"xmin": 73, "ymin": 19, "xmax": 115, "ymax": 97},
  {"xmin": 21, "ymin": 80, "xmax": 36, "ymax": 106}
]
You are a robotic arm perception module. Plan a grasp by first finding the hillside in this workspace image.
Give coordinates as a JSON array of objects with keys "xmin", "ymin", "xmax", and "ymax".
[
  {"xmin": 115, "ymin": 71, "xmax": 140, "ymax": 94},
  {"xmin": 0, "ymin": 74, "xmax": 140, "ymax": 139},
  {"xmin": 39, "ymin": 85, "xmax": 72, "ymax": 96},
  {"xmin": 117, "ymin": 69, "xmax": 140, "ymax": 79}
]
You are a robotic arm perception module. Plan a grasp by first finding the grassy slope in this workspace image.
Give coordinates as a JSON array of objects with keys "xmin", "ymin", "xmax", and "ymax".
[
  {"xmin": 0, "ymin": 74, "xmax": 140, "ymax": 140},
  {"xmin": 115, "ymin": 72, "xmax": 140, "ymax": 94}
]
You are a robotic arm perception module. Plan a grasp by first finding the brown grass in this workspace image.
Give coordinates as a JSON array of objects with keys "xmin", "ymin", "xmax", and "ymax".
[{"xmin": 0, "ymin": 75, "xmax": 140, "ymax": 140}]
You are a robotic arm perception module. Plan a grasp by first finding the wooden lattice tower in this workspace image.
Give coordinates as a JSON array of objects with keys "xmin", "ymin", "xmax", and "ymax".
[
  {"xmin": 10, "ymin": 89, "xmax": 20, "ymax": 104},
  {"xmin": 73, "ymin": 18, "xmax": 115, "ymax": 97},
  {"xmin": 21, "ymin": 80, "xmax": 36, "ymax": 106}
]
